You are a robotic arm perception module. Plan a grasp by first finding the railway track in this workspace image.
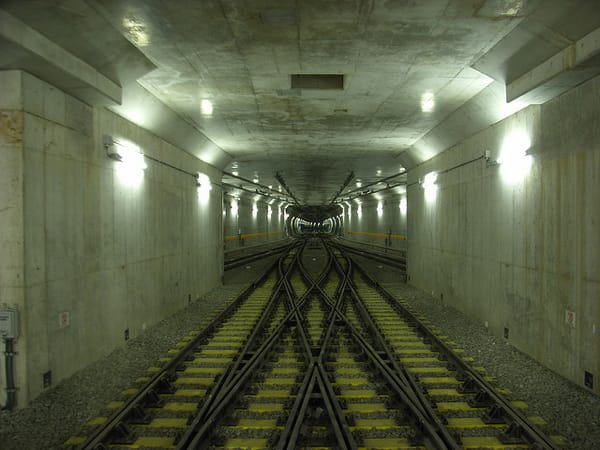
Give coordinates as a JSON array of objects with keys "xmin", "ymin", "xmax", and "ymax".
[{"xmin": 67, "ymin": 238, "xmax": 562, "ymax": 449}]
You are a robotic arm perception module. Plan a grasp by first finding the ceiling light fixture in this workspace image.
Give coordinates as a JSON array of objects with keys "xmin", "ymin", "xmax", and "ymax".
[
  {"xmin": 421, "ymin": 92, "xmax": 435, "ymax": 113},
  {"xmin": 201, "ymin": 99, "xmax": 213, "ymax": 115}
]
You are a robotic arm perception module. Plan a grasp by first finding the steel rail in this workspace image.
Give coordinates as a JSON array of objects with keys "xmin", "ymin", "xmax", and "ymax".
[
  {"xmin": 277, "ymin": 245, "xmax": 356, "ymax": 449},
  {"xmin": 176, "ymin": 243, "xmax": 305, "ymax": 449},
  {"xmin": 77, "ymin": 256, "xmax": 282, "ymax": 450},
  {"xmin": 321, "ymin": 241, "xmax": 455, "ymax": 449},
  {"xmin": 349, "ymin": 254, "xmax": 561, "ymax": 450},
  {"xmin": 224, "ymin": 241, "xmax": 293, "ymax": 270}
]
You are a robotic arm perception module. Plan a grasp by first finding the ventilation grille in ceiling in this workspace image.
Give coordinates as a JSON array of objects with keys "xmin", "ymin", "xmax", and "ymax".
[{"xmin": 291, "ymin": 74, "xmax": 344, "ymax": 90}]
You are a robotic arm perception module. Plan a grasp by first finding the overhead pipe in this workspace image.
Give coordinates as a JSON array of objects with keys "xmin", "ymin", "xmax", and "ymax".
[
  {"xmin": 275, "ymin": 172, "xmax": 300, "ymax": 205},
  {"xmin": 329, "ymin": 171, "xmax": 355, "ymax": 204},
  {"xmin": 336, "ymin": 170, "xmax": 407, "ymax": 201}
]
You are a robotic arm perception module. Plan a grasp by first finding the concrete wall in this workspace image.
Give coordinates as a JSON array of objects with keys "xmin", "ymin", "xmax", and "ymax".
[
  {"xmin": 408, "ymin": 76, "xmax": 600, "ymax": 394},
  {"xmin": 224, "ymin": 196, "xmax": 287, "ymax": 251},
  {"xmin": 343, "ymin": 195, "xmax": 408, "ymax": 252},
  {"xmin": 0, "ymin": 70, "xmax": 223, "ymax": 407}
]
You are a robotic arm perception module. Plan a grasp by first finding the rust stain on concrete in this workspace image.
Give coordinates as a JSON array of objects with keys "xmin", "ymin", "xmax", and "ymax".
[{"xmin": 0, "ymin": 110, "xmax": 24, "ymax": 145}]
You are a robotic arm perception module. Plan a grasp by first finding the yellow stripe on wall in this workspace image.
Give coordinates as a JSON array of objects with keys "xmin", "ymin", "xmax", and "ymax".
[{"xmin": 346, "ymin": 230, "xmax": 407, "ymax": 241}]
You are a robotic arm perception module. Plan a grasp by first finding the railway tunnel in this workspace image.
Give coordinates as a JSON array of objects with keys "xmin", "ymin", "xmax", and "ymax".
[{"xmin": 0, "ymin": 1, "xmax": 599, "ymax": 449}]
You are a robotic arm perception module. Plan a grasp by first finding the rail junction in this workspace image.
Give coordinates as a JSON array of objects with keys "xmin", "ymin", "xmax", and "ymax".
[{"xmin": 69, "ymin": 238, "xmax": 560, "ymax": 450}]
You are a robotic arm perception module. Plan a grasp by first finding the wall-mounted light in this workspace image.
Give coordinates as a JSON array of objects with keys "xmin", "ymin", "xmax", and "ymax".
[
  {"xmin": 267, "ymin": 205, "xmax": 272, "ymax": 219},
  {"xmin": 252, "ymin": 202, "xmax": 258, "ymax": 218},
  {"xmin": 104, "ymin": 135, "xmax": 147, "ymax": 170},
  {"xmin": 196, "ymin": 172, "xmax": 212, "ymax": 191},
  {"xmin": 485, "ymin": 131, "xmax": 533, "ymax": 183},
  {"xmin": 399, "ymin": 198, "xmax": 407, "ymax": 215},
  {"xmin": 196, "ymin": 172, "xmax": 212, "ymax": 202},
  {"xmin": 231, "ymin": 198, "xmax": 239, "ymax": 216},
  {"xmin": 377, "ymin": 201, "xmax": 384, "ymax": 217},
  {"xmin": 232, "ymin": 170, "xmax": 239, "ymax": 176},
  {"xmin": 421, "ymin": 171, "xmax": 438, "ymax": 202},
  {"xmin": 356, "ymin": 180, "xmax": 362, "ymax": 188}
]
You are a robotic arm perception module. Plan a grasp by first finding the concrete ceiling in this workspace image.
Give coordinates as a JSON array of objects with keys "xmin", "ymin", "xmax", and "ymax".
[{"xmin": 3, "ymin": 0, "xmax": 600, "ymax": 205}]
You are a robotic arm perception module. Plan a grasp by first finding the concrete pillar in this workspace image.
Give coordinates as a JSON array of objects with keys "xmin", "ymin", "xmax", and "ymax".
[{"xmin": 0, "ymin": 71, "xmax": 27, "ymax": 408}]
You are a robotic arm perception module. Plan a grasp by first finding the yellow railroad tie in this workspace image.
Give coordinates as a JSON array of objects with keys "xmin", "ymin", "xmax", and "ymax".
[
  {"xmin": 334, "ymin": 367, "xmax": 365, "ymax": 375},
  {"xmin": 64, "ymin": 436, "xmax": 86, "ymax": 446},
  {"xmin": 136, "ymin": 376, "xmax": 151, "ymax": 383},
  {"xmin": 335, "ymin": 357, "xmax": 357, "ymax": 364},
  {"xmin": 551, "ymin": 435, "xmax": 569, "ymax": 446},
  {"xmin": 146, "ymin": 367, "xmax": 161, "ymax": 373},
  {"xmin": 344, "ymin": 402, "xmax": 389, "ymax": 413},
  {"xmin": 121, "ymin": 388, "xmax": 140, "ymax": 396},
  {"xmin": 247, "ymin": 402, "xmax": 285, "ymax": 413},
  {"xmin": 263, "ymin": 377, "xmax": 297, "ymax": 385},
  {"xmin": 276, "ymin": 356, "xmax": 299, "ymax": 364},
  {"xmin": 163, "ymin": 402, "xmax": 197, "ymax": 412},
  {"xmin": 184, "ymin": 367, "xmax": 225, "ymax": 375},
  {"xmin": 236, "ymin": 418, "xmax": 279, "ymax": 429},
  {"xmin": 359, "ymin": 437, "xmax": 423, "ymax": 449},
  {"xmin": 250, "ymin": 389, "xmax": 291, "ymax": 398},
  {"xmin": 271, "ymin": 367, "xmax": 299, "ymax": 375},
  {"xmin": 339, "ymin": 388, "xmax": 380, "ymax": 399},
  {"xmin": 352, "ymin": 418, "xmax": 400, "ymax": 430},
  {"xmin": 86, "ymin": 417, "xmax": 107, "ymax": 426},
  {"xmin": 175, "ymin": 341, "xmax": 187, "ymax": 348},
  {"xmin": 201, "ymin": 349, "xmax": 239, "ymax": 356},
  {"xmin": 167, "ymin": 388, "xmax": 206, "ymax": 397},
  {"xmin": 447, "ymin": 417, "xmax": 503, "ymax": 428},
  {"xmin": 395, "ymin": 349, "xmax": 431, "ymax": 355},
  {"xmin": 400, "ymin": 357, "xmax": 439, "ymax": 364},
  {"xmin": 528, "ymin": 416, "xmax": 547, "ymax": 426},
  {"xmin": 147, "ymin": 417, "xmax": 188, "ymax": 428},
  {"xmin": 190, "ymin": 357, "xmax": 230, "ymax": 364},
  {"xmin": 335, "ymin": 377, "xmax": 371, "ymax": 386},
  {"xmin": 408, "ymin": 367, "xmax": 449, "ymax": 375},
  {"xmin": 389, "ymin": 341, "xmax": 427, "ymax": 348},
  {"xmin": 130, "ymin": 436, "xmax": 176, "ymax": 448},
  {"xmin": 222, "ymin": 438, "xmax": 269, "ymax": 449},
  {"xmin": 420, "ymin": 377, "xmax": 460, "ymax": 385},
  {"xmin": 461, "ymin": 436, "xmax": 528, "ymax": 448},
  {"xmin": 107, "ymin": 401, "xmax": 125, "ymax": 409},
  {"xmin": 511, "ymin": 400, "xmax": 528, "ymax": 409},
  {"xmin": 174, "ymin": 376, "xmax": 214, "ymax": 386},
  {"xmin": 436, "ymin": 402, "xmax": 483, "ymax": 412}
]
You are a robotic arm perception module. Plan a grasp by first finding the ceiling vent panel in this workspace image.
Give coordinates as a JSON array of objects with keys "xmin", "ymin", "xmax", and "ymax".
[{"xmin": 291, "ymin": 74, "xmax": 344, "ymax": 90}]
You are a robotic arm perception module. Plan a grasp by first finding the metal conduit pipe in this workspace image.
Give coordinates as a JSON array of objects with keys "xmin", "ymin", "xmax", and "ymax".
[{"xmin": 2, "ymin": 338, "xmax": 16, "ymax": 411}]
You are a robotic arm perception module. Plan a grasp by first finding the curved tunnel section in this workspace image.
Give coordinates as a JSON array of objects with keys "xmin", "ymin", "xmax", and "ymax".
[{"xmin": 286, "ymin": 204, "xmax": 344, "ymax": 237}]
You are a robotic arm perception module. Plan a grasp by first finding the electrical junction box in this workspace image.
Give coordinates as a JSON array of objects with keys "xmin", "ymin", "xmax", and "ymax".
[{"xmin": 0, "ymin": 308, "xmax": 18, "ymax": 339}]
